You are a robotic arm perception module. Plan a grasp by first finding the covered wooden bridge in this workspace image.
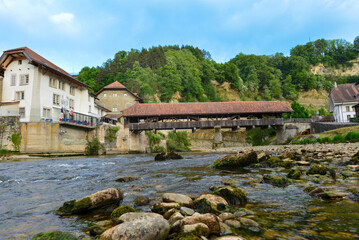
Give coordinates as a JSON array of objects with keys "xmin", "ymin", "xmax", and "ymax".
[{"xmin": 122, "ymin": 101, "xmax": 293, "ymax": 132}]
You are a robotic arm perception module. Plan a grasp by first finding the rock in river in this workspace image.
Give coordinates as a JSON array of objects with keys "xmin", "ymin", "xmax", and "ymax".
[
  {"xmin": 55, "ymin": 188, "xmax": 123, "ymax": 215},
  {"xmin": 99, "ymin": 216, "xmax": 170, "ymax": 240},
  {"xmin": 32, "ymin": 231, "xmax": 78, "ymax": 240},
  {"xmin": 163, "ymin": 193, "xmax": 194, "ymax": 208},
  {"xmin": 210, "ymin": 152, "xmax": 258, "ymax": 169},
  {"xmin": 212, "ymin": 186, "xmax": 247, "ymax": 206},
  {"xmin": 194, "ymin": 194, "xmax": 228, "ymax": 214}
]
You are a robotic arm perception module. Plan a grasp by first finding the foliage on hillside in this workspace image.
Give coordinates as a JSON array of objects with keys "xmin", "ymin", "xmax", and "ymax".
[{"xmin": 78, "ymin": 37, "xmax": 359, "ymax": 103}]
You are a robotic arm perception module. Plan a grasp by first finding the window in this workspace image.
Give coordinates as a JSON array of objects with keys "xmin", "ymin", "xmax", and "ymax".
[
  {"xmin": 53, "ymin": 94, "xmax": 60, "ymax": 105},
  {"xmin": 49, "ymin": 78, "xmax": 57, "ymax": 88},
  {"xmin": 58, "ymin": 81, "xmax": 65, "ymax": 91},
  {"xmin": 20, "ymin": 74, "xmax": 29, "ymax": 85},
  {"xmin": 19, "ymin": 107, "xmax": 25, "ymax": 118},
  {"xmin": 104, "ymin": 93, "xmax": 107, "ymax": 97},
  {"xmin": 112, "ymin": 104, "xmax": 118, "ymax": 112},
  {"xmin": 70, "ymin": 86, "xmax": 75, "ymax": 96},
  {"xmin": 346, "ymin": 106, "xmax": 350, "ymax": 112},
  {"xmin": 18, "ymin": 60, "xmax": 22, "ymax": 65},
  {"xmin": 89, "ymin": 105, "xmax": 92, "ymax": 112},
  {"xmin": 113, "ymin": 93, "xmax": 117, "ymax": 97},
  {"xmin": 43, "ymin": 108, "xmax": 51, "ymax": 118},
  {"xmin": 15, "ymin": 91, "xmax": 25, "ymax": 100},
  {"xmin": 69, "ymin": 99, "xmax": 74, "ymax": 110},
  {"xmin": 11, "ymin": 74, "xmax": 16, "ymax": 86},
  {"xmin": 124, "ymin": 93, "xmax": 127, "ymax": 96},
  {"xmin": 347, "ymin": 115, "xmax": 351, "ymax": 121}
]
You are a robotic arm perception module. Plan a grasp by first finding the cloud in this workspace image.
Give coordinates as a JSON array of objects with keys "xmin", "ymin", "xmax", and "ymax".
[{"xmin": 50, "ymin": 12, "xmax": 74, "ymax": 24}]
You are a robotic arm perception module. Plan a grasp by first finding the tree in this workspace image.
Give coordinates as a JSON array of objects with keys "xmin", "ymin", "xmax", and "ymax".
[{"xmin": 291, "ymin": 101, "xmax": 310, "ymax": 118}]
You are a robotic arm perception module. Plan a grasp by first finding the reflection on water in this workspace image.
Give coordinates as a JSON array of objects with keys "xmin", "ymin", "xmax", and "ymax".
[{"xmin": 0, "ymin": 153, "xmax": 358, "ymax": 239}]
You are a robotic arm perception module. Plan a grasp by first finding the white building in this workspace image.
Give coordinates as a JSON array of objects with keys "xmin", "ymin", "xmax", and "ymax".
[
  {"xmin": 329, "ymin": 82, "xmax": 359, "ymax": 122},
  {"xmin": 0, "ymin": 47, "xmax": 109, "ymax": 126}
]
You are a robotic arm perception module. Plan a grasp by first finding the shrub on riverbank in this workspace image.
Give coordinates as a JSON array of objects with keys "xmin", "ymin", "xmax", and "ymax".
[
  {"xmin": 292, "ymin": 132, "xmax": 359, "ymax": 145},
  {"xmin": 167, "ymin": 131, "xmax": 190, "ymax": 152},
  {"xmin": 85, "ymin": 137, "xmax": 105, "ymax": 155}
]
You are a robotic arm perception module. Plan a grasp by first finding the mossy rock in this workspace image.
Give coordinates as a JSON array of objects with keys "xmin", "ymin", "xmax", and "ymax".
[
  {"xmin": 267, "ymin": 156, "xmax": 292, "ymax": 168},
  {"xmin": 111, "ymin": 205, "xmax": 135, "ymax": 218},
  {"xmin": 287, "ymin": 169, "xmax": 302, "ymax": 179},
  {"xmin": 282, "ymin": 152, "xmax": 295, "ymax": 159},
  {"xmin": 213, "ymin": 186, "xmax": 247, "ymax": 206},
  {"xmin": 170, "ymin": 233, "xmax": 202, "ymax": 240},
  {"xmin": 55, "ymin": 197, "xmax": 92, "ymax": 215},
  {"xmin": 346, "ymin": 155, "xmax": 359, "ymax": 165},
  {"xmin": 307, "ymin": 164, "xmax": 327, "ymax": 175},
  {"xmin": 32, "ymin": 231, "xmax": 78, "ymax": 240},
  {"xmin": 304, "ymin": 186, "xmax": 316, "ymax": 192},
  {"xmin": 210, "ymin": 152, "xmax": 257, "ymax": 169},
  {"xmin": 263, "ymin": 175, "xmax": 289, "ymax": 187}
]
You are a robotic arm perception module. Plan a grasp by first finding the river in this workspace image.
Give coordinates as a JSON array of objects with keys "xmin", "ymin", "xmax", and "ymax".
[{"xmin": 0, "ymin": 153, "xmax": 358, "ymax": 239}]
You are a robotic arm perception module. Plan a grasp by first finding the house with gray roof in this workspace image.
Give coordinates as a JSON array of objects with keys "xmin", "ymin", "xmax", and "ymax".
[{"xmin": 329, "ymin": 82, "xmax": 359, "ymax": 122}]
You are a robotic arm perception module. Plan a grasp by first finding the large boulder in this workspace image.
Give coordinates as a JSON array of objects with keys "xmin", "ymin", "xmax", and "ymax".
[
  {"xmin": 55, "ymin": 188, "xmax": 123, "ymax": 215},
  {"xmin": 117, "ymin": 212, "xmax": 164, "ymax": 223},
  {"xmin": 194, "ymin": 194, "xmax": 228, "ymax": 214},
  {"xmin": 210, "ymin": 152, "xmax": 258, "ymax": 169},
  {"xmin": 163, "ymin": 193, "xmax": 194, "ymax": 208},
  {"xmin": 32, "ymin": 231, "xmax": 78, "ymax": 240},
  {"xmin": 100, "ymin": 216, "xmax": 170, "ymax": 240},
  {"xmin": 181, "ymin": 213, "xmax": 221, "ymax": 235},
  {"xmin": 213, "ymin": 186, "xmax": 247, "ymax": 206}
]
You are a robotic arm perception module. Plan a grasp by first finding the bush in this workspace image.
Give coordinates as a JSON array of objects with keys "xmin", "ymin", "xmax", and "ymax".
[
  {"xmin": 166, "ymin": 131, "xmax": 190, "ymax": 152},
  {"xmin": 85, "ymin": 138, "xmax": 104, "ymax": 155},
  {"xmin": 344, "ymin": 132, "xmax": 359, "ymax": 142},
  {"xmin": 146, "ymin": 131, "xmax": 165, "ymax": 152},
  {"xmin": 316, "ymin": 137, "xmax": 331, "ymax": 144},
  {"xmin": 332, "ymin": 134, "xmax": 345, "ymax": 143},
  {"xmin": 292, "ymin": 138, "xmax": 315, "ymax": 145},
  {"xmin": 105, "ymin": 126, "xmax": 120, "ymax": 143},
  {"xmin": 246, "ymin": 127, "xmax": 276, "ymax": 146},
  {"xmin": 9, "ymin": 128, "xmax": 22, "ymax": 152}
]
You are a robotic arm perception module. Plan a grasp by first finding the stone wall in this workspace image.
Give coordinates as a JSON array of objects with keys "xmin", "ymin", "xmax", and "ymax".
[
  {"xmin": 20, "ymin": 122, "xmax": 95, "ymax": 153},
  {"xmin": 0, "ymin": 116, "xmax": 20, "ymax": 150},
  {"xmin": 311, "ymin": 122, "xmax": 359, "ymax": 133}
]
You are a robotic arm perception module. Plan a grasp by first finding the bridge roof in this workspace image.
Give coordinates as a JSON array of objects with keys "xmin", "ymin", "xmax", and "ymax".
[{"xmin": 122, "ymin": 101, "xmax": 293, "ymax": 118}]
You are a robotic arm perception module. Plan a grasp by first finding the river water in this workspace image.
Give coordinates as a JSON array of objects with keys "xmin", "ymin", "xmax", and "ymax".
[{"xmin": 0, "ymin": 154, "xmax": 358, "ymax": 239}]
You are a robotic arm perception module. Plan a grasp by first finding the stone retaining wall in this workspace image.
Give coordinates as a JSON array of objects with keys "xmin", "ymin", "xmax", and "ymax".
[{"xmin": 311, "ymin": 122, "xmax": 359, "ymax": 133}]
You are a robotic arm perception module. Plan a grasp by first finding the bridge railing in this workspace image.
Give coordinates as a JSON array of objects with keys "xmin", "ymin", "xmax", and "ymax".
[{"xmin": 126, "ymin": 118, "xmax": 285, "ymax": 131}]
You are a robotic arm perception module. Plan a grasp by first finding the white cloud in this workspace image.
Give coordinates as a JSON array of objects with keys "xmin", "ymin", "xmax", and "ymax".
[{"xmin": 50, "ymin": 12, "xmax": 74, "ymax": 24}]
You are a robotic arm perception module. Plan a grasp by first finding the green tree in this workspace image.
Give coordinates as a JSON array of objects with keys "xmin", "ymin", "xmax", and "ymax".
[{"xmin": 291, "ymin": 101, "xmax": 310, "ymax": 118}]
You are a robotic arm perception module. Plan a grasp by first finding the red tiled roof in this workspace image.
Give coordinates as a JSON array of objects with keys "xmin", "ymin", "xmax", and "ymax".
[
  {"xmin": 103, "ymin": 81, "xmax": 127, "ymax": 89},
  {"xmin": 0, "ymin": 47, "xmax": 87, "ymax": 87},
  {"xmin": 122, "ymin": 101, "xmax": 293, "ymax": 117},
  {"xmin": 96, "ymin": 81, "xmax": 143, "ymax": 102},
  {"xmin": 330, "ymin": 83, "xmax": 359, "ymax": 104}
]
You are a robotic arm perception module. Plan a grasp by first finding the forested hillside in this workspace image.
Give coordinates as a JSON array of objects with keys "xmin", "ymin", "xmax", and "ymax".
[{"xmin": 78, "ymin": 37, "xmax": 359, "ymax": 103}]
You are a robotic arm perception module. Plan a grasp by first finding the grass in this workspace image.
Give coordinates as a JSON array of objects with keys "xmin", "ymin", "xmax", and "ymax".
[{"xmin": 292, "ymin": 128, "xmax": 359, "ymax": 145}]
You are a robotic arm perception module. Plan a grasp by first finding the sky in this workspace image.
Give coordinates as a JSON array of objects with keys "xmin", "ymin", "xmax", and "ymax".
[{"xmin": 0, "ymin": 0, "xmax": 358, "ymax": 74}]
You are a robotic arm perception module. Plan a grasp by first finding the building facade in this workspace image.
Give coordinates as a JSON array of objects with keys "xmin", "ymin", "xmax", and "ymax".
[
  {"xmin": 329, "ymin": 82, "xmax": 359, "ymax": 122},
  {"xmin": 96, "ymin": 81, "xmax": 143, "ymax": 115},
  {"xmin": 0, "ymin": 47, "xmax": 107, "ymax": 125}
]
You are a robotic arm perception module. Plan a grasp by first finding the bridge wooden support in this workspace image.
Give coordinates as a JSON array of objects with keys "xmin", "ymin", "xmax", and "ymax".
[{"xmin": 192, "ymin": 127, "xmax": 196, "ymax": 133}]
